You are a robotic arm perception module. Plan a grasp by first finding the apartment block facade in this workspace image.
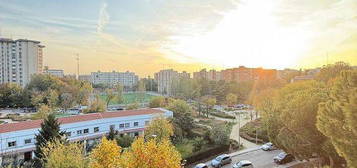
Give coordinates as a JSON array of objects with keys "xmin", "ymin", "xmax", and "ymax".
[
  {"xmin": 91, "ymin": 71, "xmax": 139, "ymax": 89},
  {"xmin": 154, "ymin": 69, "xmax": 190, "ymax": 95},
  {"xmin": 44, "ymin": 69, "xmax": 64, "ymax": 78},
  {"xmin": 194, "ymin": 66, "xmax": 277, "ymax": 82},
  {"xmin": 0, "ymin": 108, "xmax": 173, "ymax": 166},
  {"xmin": 0, "ymin": 38, "xmax": 44, "ymax": 87}
]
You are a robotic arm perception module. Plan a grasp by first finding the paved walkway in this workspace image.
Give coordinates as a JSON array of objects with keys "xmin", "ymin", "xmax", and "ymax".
[{"xmin": 230, "ymin": 117, "xmax": 259, "ymax": 149}]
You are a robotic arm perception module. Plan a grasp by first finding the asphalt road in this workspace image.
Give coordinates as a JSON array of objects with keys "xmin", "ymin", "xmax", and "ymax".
[{"xmin": 203, "ymin": 149, "xmax": 297, "ymax": 168}]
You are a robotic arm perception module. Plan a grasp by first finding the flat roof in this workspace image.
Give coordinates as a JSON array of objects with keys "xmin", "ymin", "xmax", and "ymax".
[{"xmin": 0, "ymin": 108, "xmax": 165, "ymax": 133}]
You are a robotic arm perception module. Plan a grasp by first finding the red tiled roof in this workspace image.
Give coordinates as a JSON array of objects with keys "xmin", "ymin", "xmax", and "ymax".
[{"xmin": 0, "ymin": 108, "xmax": 164, "ymax": 133}]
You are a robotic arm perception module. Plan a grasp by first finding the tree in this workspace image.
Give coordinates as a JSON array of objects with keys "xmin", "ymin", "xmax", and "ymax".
[
  {"xmin": 115, "ymin": 84, "xmax": 124, "ymax": 104},
  {"xmin": 137, "ymin": 80, "xmax": 146, "ymax": 103},
  {"xmin": 316, "ymin": 62, "xmax": 351, "ymax": 83},
  {"xmin": 167, "ymin": 99, "xmax": 195, "ymax": 139},
  {"xmin": 317, "ymin": 70, "xmax": 357, "ymax": 167},
  {"xmin": 259, "ymin": 81, "xmax": 341, "ymax": 164},
  {"xmin": 210, "ymin": 124, "xmax": 230, "ymax": 145},
  {"xmin": 59, "ymin": 92, "xmax": 75, "ymax": 112},
  {"xmin": 104, "ymin": 89, "xmax": 115, "ymax": 107},
  {"xmin": 85, "ymin": 96, "xmax": 106, "ymax": 113},
  {"xmin": 226, "ymin": 93, "xmax": 237, "ymax": 106},
  {"xmin": 202, "ymin": 96, "xmax": 216, "ymax": 117},
  {"xmin": 144, "ymin": 118, "xmax": 174, "ymax": 142},
  {"xmin": 41, "ymin": 139, "xmax": 87, "ymax": 168},
  {"xmin": 0, "ymin": 83, "xmax": 24, "ymax": 108},
  {"xmin": 77, "ymin": 82, "xmax": 93, "ymax": 106},
  {"xmin": 32, "ymin": 104, "xmax": 52, "ymax": 120},
  {"xmin": 107, "ymin": 127, "xmax": 117, "ymax": 140},
  {"xmin": 121, "ymin": 137, "xmax": 182, "ymax": 168},
  {"xmin": 126, "ymin": 102, "xmax": 139, "ymax": 110},
  {"xmin": 149, "ymin": 96, "xmax": 165, "ymax": 108},
  {"xmin": 89, "ymin": 137, "xmax": 122, "ymax": 168},
  {"xmin": 35, "ymin": 114, "xmax": 65, "ymax": 163},
  {"xmin": 116, "ymin": 135, "xmax": 134, "ymax": 148}
]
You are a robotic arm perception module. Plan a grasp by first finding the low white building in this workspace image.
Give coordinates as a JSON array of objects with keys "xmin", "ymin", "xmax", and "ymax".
[
  {"xmin": 0, "ymin": 108, "xmax": 173, "ymax": 166},
  {"xmin": 44, "ymin": 69, "xmax": 64, "ymax": 78}
]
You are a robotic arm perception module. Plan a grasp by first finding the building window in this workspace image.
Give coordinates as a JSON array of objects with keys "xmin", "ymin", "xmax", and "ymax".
[
  {"xmin": 94, "ymin": 127, "xmax": 99, "ymax": 133},
  {"xmin": 8, "ymin": 141, "xmax": 16, "ymax": 147},
  {"xmin": 65, "ymin": 132, "xmax": 72, "ymax": 137},
  {"xmin": 119, "ymin": 124, "xmax": 124, "ymax": 128},
  {"xmin": 24, "ymin": 139, "xmax": 32, "ymax": 144},
  {"xmin": 125, "ymin": 123, "xmax": 130, "ymax": 128},
  {"xmin": 134, "ymin": 122, "xmax": 139, "ymax": 127},
  {"xmin": 77, "ymin": 130, "xmax": 83, "ymax": 135},
  {"xmin": 84, "ymin": 128, "xmax": 89, "ymax": 134},
  {"xmin": 134, "ymin": 132, "xmax": 139, "ymax": 137}
]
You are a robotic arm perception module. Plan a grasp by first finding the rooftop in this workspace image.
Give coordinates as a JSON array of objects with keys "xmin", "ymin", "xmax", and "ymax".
[{"xmin": 0, "ymin": 108, "xmax": 165, "ymax": 133}]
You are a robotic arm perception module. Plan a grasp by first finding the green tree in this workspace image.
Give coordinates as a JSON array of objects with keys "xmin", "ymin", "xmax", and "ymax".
[
  {"xmin": 0, "ymin": 83, "xmax": 24, "ymax": 108},
  {"xmin": 167, "ymin": 99, "xmax": 194, "ymax": 139},
  {"xmin": 226, "ymin": 93, "xmax": 237, "ymax": 106},
  {"xmin": 85, "ymin": 95, "xmax": 106, "ymax": 113},
  {"xmin": 126, "ymin": 102, "xmax": 139, "ymax": 110},
  {"xmin": 77, "ymin": 82, "xmax": 93, "ymax": 106},
  {"xmin": 115, "ymin": 84, "xmax": 124, "ymax": 104},
  {"xmin": 35, "ymin": 114, "xmax": 65, "ymax": 164},
  {"xmin": 316, "ymin": 62, "xmax": 351, "ymax": 83},
  {"xmin": 59, "ymin": 93, "xmax": 75, "ymax": 112},
  {"xmin": 210, "ymin": 124, "xmax": 230, "ymax": 145},
  {"xmin": 317, "ymin": 70, "xmax": 357, "ymax": 167},
  {"xmin": 116, "ymin": 135, "xmax": 134, "ymax": 148},
  {"xmin": 104, "ymin": 89, "xmax": 115, "ymax": 106},
  {"xmin": 259, "ymin": 81, "xmax": 341, "ymax": 164},
  {"xmin": 107, "ymin": 127, "xmax": 117, "ymax": 140},
  {"xmin": 32, "ymin": 104, "xmax": 53, "ymax": 120},
  {"xmin": 149, "ymin": 96, "xmax": 165, "ymax": 108},
  {"xmin": 202, "ymin": 96, "xmax": 216, "ymax": 117}
]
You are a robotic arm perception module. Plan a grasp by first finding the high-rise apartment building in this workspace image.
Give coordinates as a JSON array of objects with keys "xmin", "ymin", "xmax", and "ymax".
[
  {"xmin": 154, "ymin": 69, "xmax": 190, "ymax": 95},
  {"xmin": 91, "ymin": 71, "xmax": 139, "ymax": 89},
  {"xmin": 0, "ymin": 38, "xmax": 44, "ymax": 87}
]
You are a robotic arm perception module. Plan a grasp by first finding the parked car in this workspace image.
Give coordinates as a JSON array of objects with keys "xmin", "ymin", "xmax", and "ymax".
[
  {"xmin": 193, "ymin": 163, "xmax": 208, "ymax": 168},
  {"xmin": 211, "ymin": 154, "xmax": 232, "ymax": 167},
  {"xmin": 232, "ymin": 160, "xmax": 254, "ymax": 168},
  {"xmin": 273, "ymin": 152, "xmax": 294, "ymax": 164},
  {"xmin": 260, "ymin": 142, "xmax": 276, "ymax": 151}
]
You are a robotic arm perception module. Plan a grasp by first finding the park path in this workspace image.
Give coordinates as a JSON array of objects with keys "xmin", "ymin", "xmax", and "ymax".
[{"xmin": 210, "ymin": 111, "xmax": 259, "ymax": 149}]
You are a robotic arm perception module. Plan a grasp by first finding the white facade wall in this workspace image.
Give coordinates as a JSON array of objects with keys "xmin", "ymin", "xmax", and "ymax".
[
  {"xmin": 44, "ymin": 69, "xmax": 64, "ymax": 78},
  {"xmin": 0, "ymin": 109, "xmax": 173, "ymax": 157},
  {"xmin": 91, "ymin": 71, "xmax": 139, "ymax": 88},
  {"xmin": 0, "ymin": 38, "xmax": 44, "ymax": 87}
]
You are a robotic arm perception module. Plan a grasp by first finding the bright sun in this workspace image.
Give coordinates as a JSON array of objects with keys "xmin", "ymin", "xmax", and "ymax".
[{"xmin": 164, "ymin": 0, "xmax": 311, "ymax": 69}]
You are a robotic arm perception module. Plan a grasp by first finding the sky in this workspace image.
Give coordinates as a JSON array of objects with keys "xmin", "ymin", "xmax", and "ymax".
[{"xmin": 0, "ymin": 0, "xmax": 356, "ymax": 77}]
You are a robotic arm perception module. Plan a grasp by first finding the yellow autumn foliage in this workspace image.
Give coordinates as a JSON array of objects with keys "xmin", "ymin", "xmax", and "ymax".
[{"xmin": 89, "ymin": 137, "xmax": 122, "ymax": 168}]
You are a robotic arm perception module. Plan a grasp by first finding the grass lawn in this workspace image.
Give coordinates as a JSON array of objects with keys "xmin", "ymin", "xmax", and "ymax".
[{"xmin": 100, "ymin": 92, "xmax": 155, "ymax": 105}]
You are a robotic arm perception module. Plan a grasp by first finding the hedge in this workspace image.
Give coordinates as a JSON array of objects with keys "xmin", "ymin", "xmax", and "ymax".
[
  {"xmin": 210, "ymin": 112, "xmax": 236, "ymax": 119},
  {"xmin": 185, "ymin": 145, "xmax": 230, "ymax": 165}
]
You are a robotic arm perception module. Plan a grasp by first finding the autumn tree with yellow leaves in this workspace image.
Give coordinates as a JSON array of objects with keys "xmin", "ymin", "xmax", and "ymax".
[
  {"xmin": 89, "ymin": 137, "xmax": 122, "ymax": 168},
  {"xmin": 144, "ymin": 117, "xmax": 174, "ymax": 142},
  {"xmin": 121, "ymin": 137, "xmax": 182, "ymax": 168}
]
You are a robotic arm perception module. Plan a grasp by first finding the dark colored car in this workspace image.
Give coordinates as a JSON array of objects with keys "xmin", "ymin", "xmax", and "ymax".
[{"xmin": 273, "ymin": 152, "xmax": 294, "ymax": 164}]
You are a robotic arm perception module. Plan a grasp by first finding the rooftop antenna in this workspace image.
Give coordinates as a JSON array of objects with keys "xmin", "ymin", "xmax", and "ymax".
[{"xmin": 76, "ymin": 53, "xmax": 79, "ymax": 79}]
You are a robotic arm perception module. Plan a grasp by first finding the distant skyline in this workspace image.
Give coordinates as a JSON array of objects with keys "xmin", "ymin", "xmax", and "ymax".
[{"xmin": 0, "ymin": 0, "xmax": 356, "ymax": 77}]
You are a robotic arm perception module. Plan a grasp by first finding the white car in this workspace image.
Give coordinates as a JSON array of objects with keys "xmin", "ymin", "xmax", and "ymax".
[
  {"xmin": 194, "ymin": 163, "xmax": 208, "ymax": 168},
  {"xmin": 232, "ymin": 160, "xmax": 254, "ymax": 168},
  {"xmin": 260, "ymin": 142, "xmax": 275, "ymax": 151}
]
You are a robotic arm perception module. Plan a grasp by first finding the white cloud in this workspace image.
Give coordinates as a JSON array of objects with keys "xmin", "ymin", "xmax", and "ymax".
[{"xmin": 97, "ymin": 1, "xmax": 110, "ymax": 34}]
